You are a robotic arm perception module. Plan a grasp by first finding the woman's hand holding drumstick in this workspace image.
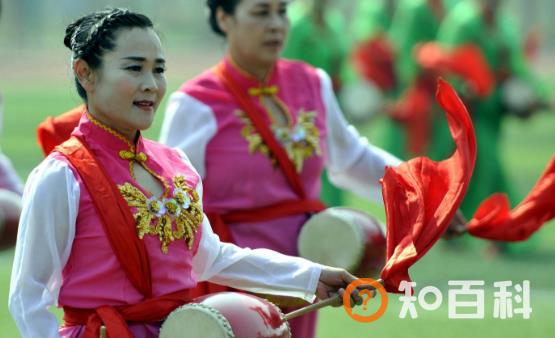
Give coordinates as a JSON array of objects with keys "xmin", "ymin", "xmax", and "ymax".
[
  {"xmin": 284, "ymin": 267, "xmax": 381, "ymax": 321},
  {"xmin": 443, "ymin": 209, "xmax": 468, "ymax": 240}
]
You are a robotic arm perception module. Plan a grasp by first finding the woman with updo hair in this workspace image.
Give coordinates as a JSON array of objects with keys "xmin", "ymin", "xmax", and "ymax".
[
  {"xmin": 9, "ymin": 8, "xmax": 363, "ymax": 338},
  {"xmin": 159, "ymin": 0, "xmax": 403, "ymax": 336}
]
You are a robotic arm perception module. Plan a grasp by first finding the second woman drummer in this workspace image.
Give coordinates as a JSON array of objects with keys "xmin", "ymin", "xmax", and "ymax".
[{"xmin": 159, "ymin": 0, "xmax": 402, "ymax": 336}]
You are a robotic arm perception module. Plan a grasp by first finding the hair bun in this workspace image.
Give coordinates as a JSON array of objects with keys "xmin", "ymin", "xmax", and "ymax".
[
  {"xmin": 62, "ymin": 8, "xmax": 153, "ymax": 102},
  {"xmin": 206, "ymin": 0, "xmax": 240, "ymax": 37},
  {"xmin": 63, "ymin": 17, "xmax": 86, "ymax": 50}
]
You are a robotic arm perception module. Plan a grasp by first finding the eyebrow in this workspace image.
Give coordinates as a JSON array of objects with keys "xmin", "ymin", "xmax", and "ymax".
[
  {"xmin": 253, "ymin": 1, "xmax": 288, "ymax": 8},
  {"xmin": 121, "ymin": 56, "xmax": 166, "ymax": 64}
]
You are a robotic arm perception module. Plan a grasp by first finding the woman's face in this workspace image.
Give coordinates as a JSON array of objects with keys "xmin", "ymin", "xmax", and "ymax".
[
  {"xmin": 85, "ymin": 27, "xmax": 166, "ymax": 140},
  {"xmin": 221, "ymin": 0, "xmax": 290, "ymax": 72}
]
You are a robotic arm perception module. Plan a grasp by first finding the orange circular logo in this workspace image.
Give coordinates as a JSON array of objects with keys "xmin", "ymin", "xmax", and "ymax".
[{"xmin": 342, "ymin": 278, "xmax": 388, "ymax": 323}]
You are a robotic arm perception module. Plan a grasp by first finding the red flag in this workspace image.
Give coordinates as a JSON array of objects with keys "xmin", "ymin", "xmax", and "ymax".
[
  {"xmin": 352, "ymin": 35, "xmax": 397, "ymax": 91},
  {"xmin": 389, "ymin": 75, "xmax": 435, "ymax": 155},
  {"xmin": 416, "ymin": 43, "xmax": 495, "ymax": 97},
  {"xmin": 380, "ymin": 79, "xmax": 476, "ymax": 293},
  {"xmin": 467, "ymin": 155, "xmax": 555, "ymax": 241},
  {"xmin": 37, "ymin": 105, "xmax": 84, "ymax": 156}
]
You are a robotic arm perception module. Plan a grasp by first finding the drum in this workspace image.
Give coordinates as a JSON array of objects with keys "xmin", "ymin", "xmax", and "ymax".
[
  {"xmin": 338, "ymin": 79, "xmax": 384, "ymax": 124},
  {"xmin": 298, "ymin": 207, "xmax": 386, "ymax": 277},
  {"xmin": 0, "ymin": 189, "xmax": 22, "ymax": 248},
  {"xmin": 160, "ymin": 292, "xmax": 291, "ymax": 338}
]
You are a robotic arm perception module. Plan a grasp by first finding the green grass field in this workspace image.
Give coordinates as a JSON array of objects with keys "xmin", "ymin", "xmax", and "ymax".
[{"xmin": 1, "ymin": 76, "xmax": 554, "ymax": 337}]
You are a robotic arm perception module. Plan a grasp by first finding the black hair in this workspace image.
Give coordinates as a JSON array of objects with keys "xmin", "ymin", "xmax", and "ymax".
[
  {"xmin": 206, "ymin": 0, "xmax": 241, "ymax": 36},
  {"xmin": 64, "ymin": 8, "xmax": 153, "ymax": 101}
]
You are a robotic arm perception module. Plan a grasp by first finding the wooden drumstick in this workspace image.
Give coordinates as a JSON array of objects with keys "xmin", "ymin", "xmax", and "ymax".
[
  {"xmin": 284, "ymin": 294, "xmax": 342, "ymax": 321},
  {"xmin": 284, "ymin": 279, "xmax": 384, "ymax": 321},
  {"xmin": 100, "ymin": 326, "xmax": 107, "ymax": 338}
]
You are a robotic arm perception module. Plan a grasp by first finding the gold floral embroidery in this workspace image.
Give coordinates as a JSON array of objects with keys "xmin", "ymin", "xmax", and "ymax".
[
  {"xmin": 118, "ymin": 176, "xmax": 203, "ymax": 254},
  {"xmin": 236, "ymin": 109, "xmax": 321, "ymax": 172}
]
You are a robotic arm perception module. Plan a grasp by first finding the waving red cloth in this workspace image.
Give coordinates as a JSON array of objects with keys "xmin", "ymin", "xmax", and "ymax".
[
  {"xmin": 380, "ymin": 79, "xmax": 477, "ymax": 293},
  {"xmin": 389, "ymin": 75, "xmax": 435, "ymax": 155},
  {"xmin": 37, "ymin": 105, "xmax": 84, "ymax": 156},
  {"xmin": 416, "ymin": 43, "xmax": 495, "ymax": 97},
  {"xmin": 352, "ymin": 35, "xmax": 397, "ymax": 91},
  {"xmin": 467, "ymin": 155, "xmax": 555, "ymax": 241}
]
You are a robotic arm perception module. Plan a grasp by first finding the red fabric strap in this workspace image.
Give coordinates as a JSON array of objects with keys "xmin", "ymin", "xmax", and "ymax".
[
  {"xmin": 56, "ymin": 136, "xmax": 153, "ymax": 297},
  {"xmin": 214, "ymin": 62, "xmax": 307, "ymax": 199},
  {"xmin": 63, "ymin": 289, "xmax": 192, "ymax": 338}
]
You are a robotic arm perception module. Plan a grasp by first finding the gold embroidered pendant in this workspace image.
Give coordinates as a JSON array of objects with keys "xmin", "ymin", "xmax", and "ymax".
[
  {"xmin": 118, "ymin": 176, "xmax": 204, "ymax": 254},
  {"xmin": 236, "ymin": 109, "xmax": 321, "ymax": 172}
]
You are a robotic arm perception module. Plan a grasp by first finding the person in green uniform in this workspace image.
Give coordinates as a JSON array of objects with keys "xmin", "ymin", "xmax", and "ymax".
[
  {"xmin": 390, "ymin": 0, "xmax": 453, "ymax": 89},
  {"xmin": 434, "ymin": 0, "xmax": 547, "ymax": 254},
  {"xmin": 347, "ymin": 0, "xmax": 398, "ymax": 97},
  {"xmin": 282, "ymin": 0, "xmax": 349, "ymax": 206},
  {"xmin": 437, "ymin": 0, "xmax": 548, "ymax": 253},
  {"xmin": 343, "ymin": 0, "xmax": 399, "ymax": 150},
  {"xmin": 282, "ymin": 0, "xmax": 348, "ymax": 92},
  {"xmin": 382, "ymin": 0, "xmax": 457, "ymax": 159},
  {"xmin": 351, "ymin": 0, "xmax": 396, "ymax": 44}
]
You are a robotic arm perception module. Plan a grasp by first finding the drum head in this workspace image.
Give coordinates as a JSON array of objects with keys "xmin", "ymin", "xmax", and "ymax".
[
  {"xmin": 160, "ymin": 303, "xmax": 234, "ymax": 338},
  {"xmin": 197, "ymin": 292, "xmax": 291, "ymax": 338},
  {"xmin": 298, "ymin": 208, "xmax": 367, "ymax": 272},
  {"xmin": 339, "ymin": 79, "xmax": 383, "ymax": 123},
  {"xmin": 502, "ymin": 77, "xmax": 536, "ymax": 113}
]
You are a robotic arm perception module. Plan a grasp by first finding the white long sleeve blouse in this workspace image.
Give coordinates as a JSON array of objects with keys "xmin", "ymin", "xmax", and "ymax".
[{"xmin": 160, "ymin": 68, "xmax": 401, "ymax": 202}]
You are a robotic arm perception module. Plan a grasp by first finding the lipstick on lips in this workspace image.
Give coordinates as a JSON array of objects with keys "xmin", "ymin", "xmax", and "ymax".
[{"xmin": 134, "ymin": 100, "xmax": 155, "ymax": 112}]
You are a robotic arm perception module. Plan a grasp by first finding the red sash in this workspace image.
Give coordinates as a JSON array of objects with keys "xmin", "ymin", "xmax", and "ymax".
[
  {"xmin": 57, "ymin": 137, "xmax": 192, "ymax": 336},
  {"xmin": 63, "ymin": 289, "xmax": 192, "ymax": 338},
  {"xmin": 207, "ymin": 199, "xmax": 327, "ymax": 243},
  {"xmin": 215, "ymin": 62, "xmax": 308, "ymax": 199}
]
